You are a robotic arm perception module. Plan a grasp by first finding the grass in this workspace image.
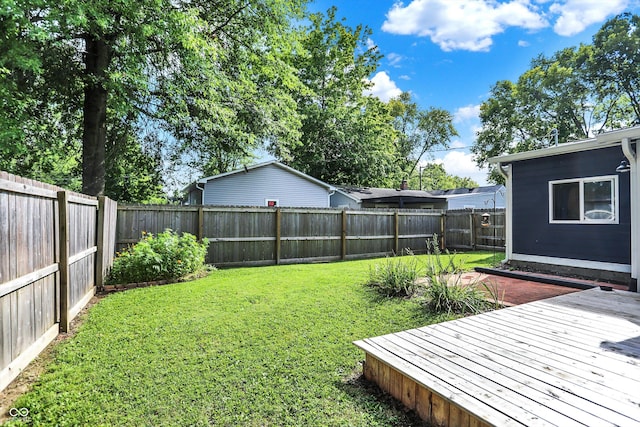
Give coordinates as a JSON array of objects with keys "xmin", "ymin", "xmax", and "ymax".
[{"xmin": 5, "ymin": 252, "xmax": 496, "ymax": 426}]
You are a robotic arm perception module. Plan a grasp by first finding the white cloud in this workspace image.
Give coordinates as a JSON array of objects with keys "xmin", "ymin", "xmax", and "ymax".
[
  {"xmin": 366, "ymin": 38, "xmax": 377, "ymax": 50},
  {"xmin": 399, "ymin": 75, "xmax": 411, "ymax": 80},
  {"xmin": 436, "ymin": 151, "xmax": 489, "ymax": 185},
  {"xmin": 382, "ymin": 0, "xmax": 547, "ymax": 52},
  {"xmin": 518, "ymin": 40, "xmax": 530, "ymax": 47},
  {"xmin": 365, "ymin": 71, "xmax": 402, "ymax": 102},
  {"xmin": 549, "ymin": 0, "xmax": 628, "ymax": 36},
  {"xmin": 386, "ymin": 52, "xmax": 404, "ymax": 67},
  {"xmin": 454, "ymin": 104, "xmax": 481, "ymax": 123}
]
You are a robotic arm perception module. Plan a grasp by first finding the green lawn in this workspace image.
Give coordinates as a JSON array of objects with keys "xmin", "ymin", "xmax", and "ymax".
[{"xmin": 6, "ymin": 253, "xmax": 496, "ymax": 426}]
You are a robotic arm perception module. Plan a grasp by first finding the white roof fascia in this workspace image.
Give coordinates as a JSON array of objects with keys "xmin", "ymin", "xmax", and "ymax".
[{"xmin": 487, "ymin": 126, "xmax": 640, "ymax": 164}]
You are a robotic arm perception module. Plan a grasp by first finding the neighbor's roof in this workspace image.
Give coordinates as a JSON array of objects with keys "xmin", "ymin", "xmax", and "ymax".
[
  {"xmin": 336, "ymin": 185, "xmax": 505, "ymax": 203},
  {"xmin": 488, "ymin": 126, "xmax": 640, "ymax": 164},
  {"xmin": 429, "ymin": 184, "xmax": 505, "ymax": 198},
  {"xmin": 336, "ymin": 187, "xmax": 443, "ymax": 202},
  {"xmin": 189, "ymin": 160, "xmax": 335, "ymax": 191}
]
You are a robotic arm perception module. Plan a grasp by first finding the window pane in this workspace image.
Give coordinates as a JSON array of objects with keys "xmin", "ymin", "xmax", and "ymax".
[
  {"xmin": 552, "ymin": 182, "xmax": 580, "ymax": 220},
  {"xmin": 584, "ymin": 180, "xmax": 614, "ymax": 220}
]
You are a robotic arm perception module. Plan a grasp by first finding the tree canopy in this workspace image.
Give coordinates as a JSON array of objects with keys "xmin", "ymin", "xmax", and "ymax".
[
  {"xmin": 1, "ymin": 2, "xmax": 468, "ymax": 200},
  {"xmin": 473, "ymin": 13, "xmax": 640, "ymax": 182},
  {"xmin": 0, "ymin": 0, "xmax": 307, "ymax": 200}
]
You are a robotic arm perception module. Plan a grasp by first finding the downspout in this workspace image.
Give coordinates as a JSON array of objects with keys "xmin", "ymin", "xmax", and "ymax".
[
  {"xmin": 196, "ymin": 181, "xmax": 205, "ymax": 205},
  {"xmin": 497, "ymin": 162, "xmax": 512, "ymax": 264},
  {"xmin": 621, "ymin": 138, "xmax": 638, "ymax": 291},
  {"xmin": 496, "ymin": 162, "xmax": 509, "ymax": 181}
]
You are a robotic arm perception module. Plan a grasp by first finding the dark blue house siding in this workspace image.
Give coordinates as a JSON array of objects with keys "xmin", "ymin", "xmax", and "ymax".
[{"xmin": 511, "ymin": 146, "xmax": 631, "ymax": 264}]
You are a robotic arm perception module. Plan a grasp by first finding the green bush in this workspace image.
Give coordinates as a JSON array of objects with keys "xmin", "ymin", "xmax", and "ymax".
[
  {"xmin": 107, "ymin": 230, "xmax": 209, "ymax": 285},
  {"xmin": 367, "ymin": 251, "xmax": 420, "ymax": 297}
]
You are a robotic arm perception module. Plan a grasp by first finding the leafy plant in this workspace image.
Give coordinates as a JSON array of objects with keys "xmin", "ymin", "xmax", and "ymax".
[
  {"xmin": 106, "ymin": 229, "xmax": 209, "ymax": 285},
  {"xmin": 367, "ymin": 250, "xmax": 420, "ymax": 297}
]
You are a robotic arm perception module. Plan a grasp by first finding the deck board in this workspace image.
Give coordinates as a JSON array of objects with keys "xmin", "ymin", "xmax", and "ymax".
[{"xmin": 354, "ymin": 288, "xmax": 640, "ymax": 427}]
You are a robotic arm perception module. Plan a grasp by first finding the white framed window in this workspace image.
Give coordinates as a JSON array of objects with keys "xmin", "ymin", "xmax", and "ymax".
[
  {"xmin": 265, "ymin": 199, "xmax": 279, "ymax": 207},
  {"xmin": 549, "ymin": 175, "xmax": 618, "ymax": 224}
]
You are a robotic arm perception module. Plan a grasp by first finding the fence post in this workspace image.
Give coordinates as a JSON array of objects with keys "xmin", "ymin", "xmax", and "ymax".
[
  {"xmin": 57, "ymin": 191, "xmax": 70, "ymax": 333},
  {"xmin": 96, "ymin": 196, "xmax": 106, "ymax": 290},
  {"xmin": 470, "ymin": 212, "xmax": 476, "ymax": 250},
  {"xmin": 197, "ymin": 207, "xmax": 204, "ymax": 242},
  {"xmin": 394, "ymin": 210, "xmax": 399, "ymax": 254},
  {"xmin": 341, "ymin": 210, "xmax": 347, "ymax": 260},
  {"xmin": 275, "ymin": 208, "xmax": 281, "ymax": 265},
  {"xmin": 440, "ymin": 213, "xmax": 446, "ymax": 250}
]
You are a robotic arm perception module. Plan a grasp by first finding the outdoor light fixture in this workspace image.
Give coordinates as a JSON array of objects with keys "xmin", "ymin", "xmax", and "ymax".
[
  {"xmin": 481, "ymin": 212, "xmax": 491, "ymax": 227},
  {"xmin": 616, "ymin": 159, "xmax": 631, "ymax": 173}
]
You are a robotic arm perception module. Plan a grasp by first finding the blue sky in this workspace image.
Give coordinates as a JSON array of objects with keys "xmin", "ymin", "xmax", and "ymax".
[{"xmin": 303, "ymin": 0, "xmax": 640, "ymax": 186}]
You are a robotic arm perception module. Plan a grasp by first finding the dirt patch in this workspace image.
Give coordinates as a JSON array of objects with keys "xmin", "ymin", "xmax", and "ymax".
[{"xmin": 0, "ymin": 295, "xmax": 105, "ymax": 423}]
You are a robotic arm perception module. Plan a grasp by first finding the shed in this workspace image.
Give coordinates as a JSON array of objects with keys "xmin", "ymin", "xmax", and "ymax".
[
  {"xmin": 489, "ymin": 126, "xmax": 640, "ymax": 290},
  {"xmin": 184, "ymin": 161, "xmax": 335, "ymax": 208}
]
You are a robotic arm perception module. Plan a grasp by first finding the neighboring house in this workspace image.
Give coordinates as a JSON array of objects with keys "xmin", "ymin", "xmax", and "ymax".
[
  {"xmin": 331, "ymin": 183, "xmax": 505, "ymax": 210},
  {"xmin": 184, "ymin": 161, "xmax": 335, "ymax": 208},
  {"xmin": 489, "ymin": 126, "xmax": 640, "ymax": 290},
  {"xmin": 331, "ymin": 182, "xmax": 447, "ymax": 210},
  {"xmin": 430, "ymin": 185, "xmax": 505, "ymax": 210}
]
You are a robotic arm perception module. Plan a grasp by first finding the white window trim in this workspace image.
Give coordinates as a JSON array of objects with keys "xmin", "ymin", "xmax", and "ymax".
[
  {"xmin": 548, "ymin": 175, "xmax": 619, "ymax": 224},
  {"xmin": 265, "ymin": 198, "xmax": 279, "ymax": 207}
]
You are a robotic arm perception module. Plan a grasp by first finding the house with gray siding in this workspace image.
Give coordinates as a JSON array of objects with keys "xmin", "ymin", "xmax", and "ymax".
[
  {"xmin": 431, "ymin": 185, "xmax": 505, "ymax": 210},
  {"xmin": 489, "ymin": 126, "xmax": 640, "ymax": 290},
  {"xmin": 185, "ymin": 161, "xmax": 335, "ymax": 208}
]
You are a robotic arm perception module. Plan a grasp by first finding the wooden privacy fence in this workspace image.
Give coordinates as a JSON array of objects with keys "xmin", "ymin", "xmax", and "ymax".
[
  {"xmin": 116, "ymin": 205, "xmax": 506, "ymax": 267},
  {"xmin": 0, "ymin": 171, "xmax": 117, "ymax": 393},
  {"xmin": 116, "ymin": 206, "xmax": 445, "ymax": 266},
  {"xmin": 444, "ymin": 209, "xmax": 505, "ymax": 251}
]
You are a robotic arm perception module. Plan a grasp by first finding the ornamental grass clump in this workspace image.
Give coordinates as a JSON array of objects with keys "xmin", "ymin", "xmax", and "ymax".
[
  {"xmin": 367, "ymin": 250, "xmax": 420, "ymax": 297},
  {"xmin": 424, "ymin": 236, "xmax": 497, "ymax": 315},
  {"xmin": 107, "ymin": 229, "xmax": 209, "ymax": 285}
]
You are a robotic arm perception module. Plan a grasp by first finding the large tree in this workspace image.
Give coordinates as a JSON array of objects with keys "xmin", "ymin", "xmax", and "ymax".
[
  {"xmin": 1, "ymin": 0, "xmax": 307, "ymax": 197},
  {"xmin": 388, "ymin": 92, "xmax": 457, "ymax": 179},
  {"xmin": 286, "ymin": 7, "xmax": 399, "ymax": 187},
  {"xmin": 472, "ymin": 27, "xmax": 638, "ymax": 182},
  {"xmin": 590, "ymin": 12, "xmax": 640, "ymax": 124}
]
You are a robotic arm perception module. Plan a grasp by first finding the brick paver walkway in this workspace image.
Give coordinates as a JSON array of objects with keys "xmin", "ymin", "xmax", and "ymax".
[{"xmin": 462, "ymin": 271, "xmax": 628, "ymax": 306}]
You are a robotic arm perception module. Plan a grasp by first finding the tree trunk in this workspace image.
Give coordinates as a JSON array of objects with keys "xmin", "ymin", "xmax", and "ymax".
[{"xmin": 82, "ymin": 36, "xmax": 109, "ymax": 196}]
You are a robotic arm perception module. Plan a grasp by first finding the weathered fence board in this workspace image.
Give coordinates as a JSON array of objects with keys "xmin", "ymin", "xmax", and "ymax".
[
  {"xmin": 116, "ymin": 206, "xmax": 505, "ymax": 266},
  {"xmin": 0, "ymin": 171, "xmax": 117, "ymax": 393},
  {"xmin": 445, "ymin": 209, "xmax": 505, "ymax": 251}
]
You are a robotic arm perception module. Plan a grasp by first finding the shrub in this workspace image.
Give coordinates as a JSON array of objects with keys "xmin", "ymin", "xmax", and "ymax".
[
  {"xmin": 367, "ymin": 250, "xmax": 420, "ymax": 297},
  {"xmin": 107, "ymin": 230, "xmax": 209, "ymax": 285}
]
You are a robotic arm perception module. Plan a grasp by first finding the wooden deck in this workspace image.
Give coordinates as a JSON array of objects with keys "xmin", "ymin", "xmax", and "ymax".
[{"xmin": 354, "ymin": 289, "xmax": 640, "ymax": 427}]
